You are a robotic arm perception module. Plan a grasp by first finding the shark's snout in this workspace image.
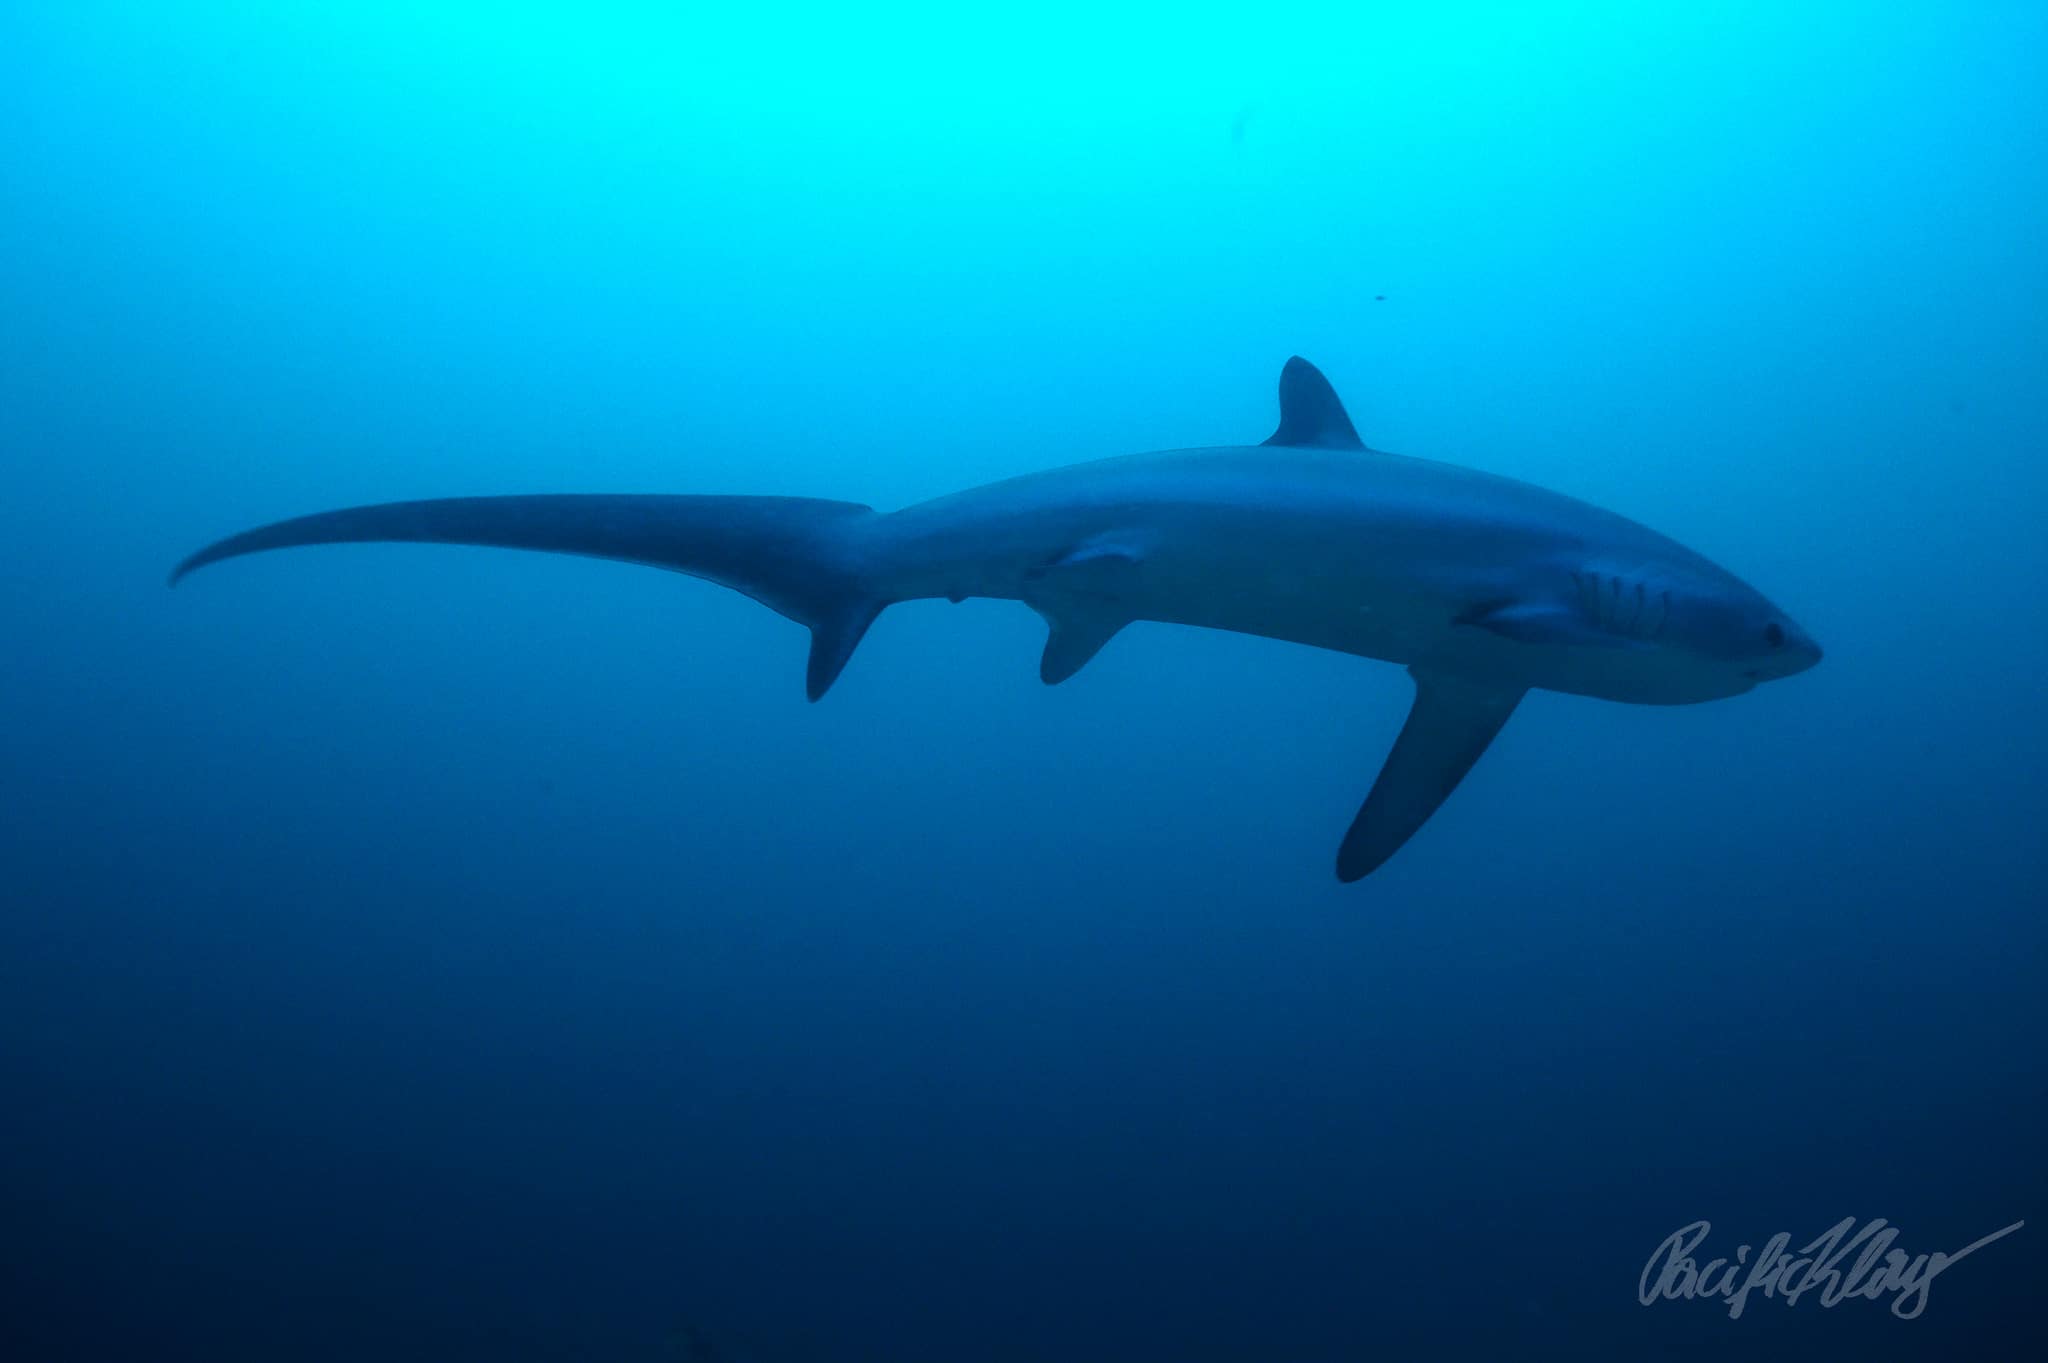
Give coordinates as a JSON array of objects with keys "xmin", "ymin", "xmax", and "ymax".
[
  {"xmin": 1782, "ymin": 619, "xmax": 1822, "ymax": 673},
  {"xmin": 1746, "ymin": 619, "xmax": 1821, "ymax": 681}
]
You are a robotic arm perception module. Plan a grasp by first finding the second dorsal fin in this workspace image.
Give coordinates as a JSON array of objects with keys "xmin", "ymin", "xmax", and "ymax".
[{"xmin": 1263, "ymin": 356, "xmax": 1365, "ymax": 450}]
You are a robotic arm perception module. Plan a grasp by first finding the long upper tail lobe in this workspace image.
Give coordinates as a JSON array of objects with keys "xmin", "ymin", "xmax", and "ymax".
[{"xmin": 172, "ymin": 494, "xmax": 886, "ymax": 699}]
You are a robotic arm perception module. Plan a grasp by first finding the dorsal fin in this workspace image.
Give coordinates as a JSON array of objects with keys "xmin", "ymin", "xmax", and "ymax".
[{"xmin": 1263, "ymin": 356, "xmax": 1365, "ymax": 450}]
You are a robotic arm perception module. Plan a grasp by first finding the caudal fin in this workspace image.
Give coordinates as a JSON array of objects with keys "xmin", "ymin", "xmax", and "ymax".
[{"xmin": 171, "ymin": 493, "xmax": 886, "ymax": 700}]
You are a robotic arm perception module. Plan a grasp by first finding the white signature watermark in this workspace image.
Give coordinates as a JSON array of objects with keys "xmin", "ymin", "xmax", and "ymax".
[{"xmin": 1639, "ymin": 1217, "xmax": 2023, "ymax": 1320}]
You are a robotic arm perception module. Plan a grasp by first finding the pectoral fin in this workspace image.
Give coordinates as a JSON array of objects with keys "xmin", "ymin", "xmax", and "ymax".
[
  {"xmin": 1457, "ymin": 595, "xmax": 1647, "ymax": 649},
  {"xmin": 1337, "ymin": 670, "xmax": 1524, "ymax": 882}
]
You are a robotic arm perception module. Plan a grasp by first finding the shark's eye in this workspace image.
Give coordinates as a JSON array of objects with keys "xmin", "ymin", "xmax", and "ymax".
[{"xmin": 1764, "ymin": 622, "xmax": 1786, "ymax": 649}]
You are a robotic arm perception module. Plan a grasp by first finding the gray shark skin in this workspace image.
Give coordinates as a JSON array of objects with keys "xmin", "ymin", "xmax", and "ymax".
[{"xmin": 173, "ymin": 359, "xmax": 1821, "ymax": 882}]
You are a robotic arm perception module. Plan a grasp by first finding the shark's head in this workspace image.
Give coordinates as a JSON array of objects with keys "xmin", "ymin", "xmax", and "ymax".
[
  {"xmin": 1655, "ymin": 572, "xmax": 1823, "ymax": 693},
  {"xmin": 1463, "ymin": 557, "xmax": 1822, "ymax": 705}
]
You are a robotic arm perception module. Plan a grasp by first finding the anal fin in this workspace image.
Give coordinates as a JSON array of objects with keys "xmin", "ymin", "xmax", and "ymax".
[{"xmin": 1337, "ymin": 669, "xmax": 1524, "ymax": 882}]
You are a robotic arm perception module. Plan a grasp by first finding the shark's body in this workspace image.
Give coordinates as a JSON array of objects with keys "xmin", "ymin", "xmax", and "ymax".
[{"xmin": 175, "ymin": 359, "xmax": 1820, "ymax": 881}]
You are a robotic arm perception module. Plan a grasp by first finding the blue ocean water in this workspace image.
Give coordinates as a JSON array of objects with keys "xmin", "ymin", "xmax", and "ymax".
[{"xmin": 2, "ymin": 4, "xmax": 2042, "ymax": 1359}]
